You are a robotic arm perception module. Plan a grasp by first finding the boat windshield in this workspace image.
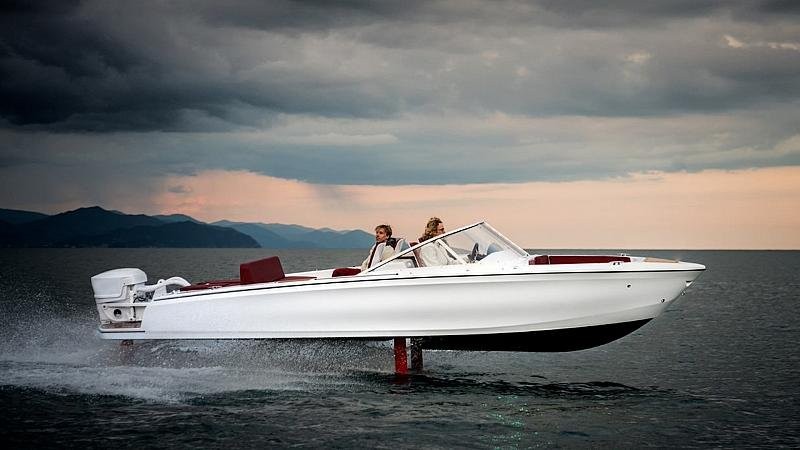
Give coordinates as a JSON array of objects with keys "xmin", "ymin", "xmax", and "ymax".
[{"xmin": 366, "ymin": 222, "xmax": 528, "ymax": 272}]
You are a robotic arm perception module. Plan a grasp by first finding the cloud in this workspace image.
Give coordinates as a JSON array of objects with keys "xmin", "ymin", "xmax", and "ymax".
[
  {"xmin": 724, "ymin": 34, "xmax": 800, "ymax": 51},
  {"xmin": 1, "ymin": 108, "xmax": 799, "ymax": 189},
  {"xmin": 0, "ymin": 0, "xmax": 799, "ymax": 192},
  {"xmin": 167, "ymin": 185, "xmax": 192, "ymax": 194},
  {"xmin": 279, "ymin": 133, "xmax": 399, "ymax": 146},
  {"xmin": 2, "ymin": 0, "xmax": 799, "ymax": 132}
]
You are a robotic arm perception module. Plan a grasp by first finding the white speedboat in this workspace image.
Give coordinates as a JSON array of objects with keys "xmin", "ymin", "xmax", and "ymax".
[{"xmin": 91, "ymin": 222, "xmax": 705, "ymax": 351}]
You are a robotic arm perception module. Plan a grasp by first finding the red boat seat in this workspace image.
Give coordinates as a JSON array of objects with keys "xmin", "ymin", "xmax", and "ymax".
[
  {"xmin": 531, "ymin": 255, "xmax": 549, "ymax": 265},
  {"xmin": 530, "ymin": 255, "xmax": 631, "ymax": 265},
  {"xmin": 180, "ymin": 256, "xmax": 315, "ymax": 292},
  {"xmin": 240, "ymin": 256, "xmax": 316, "ymax": 283},
  {"xmin": 240, "ymin": 256, "xmax": 286, "ymax": 284},
  {"xmin": 332, "ymin": 267, "xmax": 361, "ymax": 277}
]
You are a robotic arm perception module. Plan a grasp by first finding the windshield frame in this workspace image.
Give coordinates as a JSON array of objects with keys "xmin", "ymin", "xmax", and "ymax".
[{"xmin": 364, "ymin": 221, "xmax": 529, "ymax": 273}]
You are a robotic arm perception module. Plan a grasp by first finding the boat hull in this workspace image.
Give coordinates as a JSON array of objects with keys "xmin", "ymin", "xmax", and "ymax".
[
  {"xmin": 420, "ymin": 319, "xmax": 651, "ymax": 352},
  {"xmin": 99, "ymin": 265, "xmax": 703, "ymax": 351}
]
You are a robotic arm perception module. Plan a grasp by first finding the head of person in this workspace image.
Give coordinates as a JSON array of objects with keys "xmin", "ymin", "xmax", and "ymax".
[
  {"xmin": 374, "ymin": 224, "xmax": 392, "ymax": 243},
  {"xmin": 419, "ymin": 217, "xmax": 445, "ymax": 242}
]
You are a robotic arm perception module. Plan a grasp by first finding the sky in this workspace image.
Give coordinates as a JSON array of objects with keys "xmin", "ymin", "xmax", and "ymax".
[{"xmin": 1, "ymin": 0, "xmax": 798, "ymax": 249}]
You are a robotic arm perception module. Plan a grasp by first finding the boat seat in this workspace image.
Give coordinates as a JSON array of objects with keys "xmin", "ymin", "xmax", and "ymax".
[
  {"xmin": 240, "ymin": 256, "xmax": 315, "ymax": 284},
  {"xmin": 332, "ymin": 267, "xmax": 361, "ymax": 277},
  {"xmin": 241, "ymin": 256, "xmax": 287, "ymax": 284},
  {"xmin": 180, "ymin": 256, "xmax": 315, "ymax": 292},
  {"xmin": 530, "ymin": 255, "xmax": 631, "ymax": 265},
  {"xmin": 530, "ymin": 255, "xmax": 549, "ymax": 265},
  {"xmin": 385, "ymin": 238, "xmax": 420, "ymax": 268}
]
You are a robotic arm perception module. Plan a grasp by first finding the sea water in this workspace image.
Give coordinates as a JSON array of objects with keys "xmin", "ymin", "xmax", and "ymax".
[{"xmin": 0, "ymin": 249, "xmax": 798, "ymax": 447}]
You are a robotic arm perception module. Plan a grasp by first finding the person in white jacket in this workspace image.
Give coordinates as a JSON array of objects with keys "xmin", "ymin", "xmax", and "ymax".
[
  {"xmin": 417, "ymin": 217, "xmax": 460, "ymax": 267},
  {"xmin": 361, "ymin": 224, "xmax": 396, "ymax": 270}
]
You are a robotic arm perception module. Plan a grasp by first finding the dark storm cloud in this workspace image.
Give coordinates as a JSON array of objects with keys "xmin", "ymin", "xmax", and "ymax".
[
  {"xmin": 2, "ymin": 0, "xmax": 798, "ymax": 132},
  {"xmin": 0, "ymin": 0, "xmax": 406, "ymax": 131},
  {"xmin": 195, "ymin": 0, "xmax": 800, "ymax": 31},
  {"xmin": 0, "ymin": 0, "xmax": 798, "ymax": 189},
  {"xmin": 0, "ymin": 2, "xmax": 139, "ymax": 127},
  {"xmin": 191, "ymin": 0, "xmax": 421, "ymax": 31},
  {"xmin": 534, "ymin": 0, "xmax": 800, "ymax": 27}
]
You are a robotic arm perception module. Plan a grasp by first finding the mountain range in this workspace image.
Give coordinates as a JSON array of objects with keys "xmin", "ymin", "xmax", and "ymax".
[{"xmin": 0, "ymin": 207, "xmax": 374, "ymax": 248}]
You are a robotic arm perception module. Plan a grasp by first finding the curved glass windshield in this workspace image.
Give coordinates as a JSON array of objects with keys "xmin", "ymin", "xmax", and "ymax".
[{"xmin": 366, "ymin": 222, "xmax": 528, "ymax": 272}]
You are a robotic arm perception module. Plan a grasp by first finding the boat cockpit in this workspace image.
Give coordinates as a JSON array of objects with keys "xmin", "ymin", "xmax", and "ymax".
[{"xmin": 365, "ymin": 222, "xmax": 529, "ymax": 272}]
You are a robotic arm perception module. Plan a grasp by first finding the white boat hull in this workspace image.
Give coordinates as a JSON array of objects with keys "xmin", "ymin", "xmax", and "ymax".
[
  {"xmin": 92, "ymin": 222, "xmax": 706, "ymax": 351},
  {"xmin": 98, "ymin": 263, "xmax": 704, "ymax": 351}
]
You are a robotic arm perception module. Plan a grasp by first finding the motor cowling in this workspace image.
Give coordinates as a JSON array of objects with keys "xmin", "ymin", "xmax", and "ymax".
[
  {"xmin": 91, "ymin": 268, "xmax": 146, "ymax": 323},
  {"xmin": 91, "ymin": 268, "xmax": 146, "ymax": 302}
]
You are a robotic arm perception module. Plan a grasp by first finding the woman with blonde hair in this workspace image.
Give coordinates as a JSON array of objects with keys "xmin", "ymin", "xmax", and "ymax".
[
  {"xmin": 418, "ymin": 217, "xmax": 459, "ymax": 266},
  {"xmin": 419, "ymin": 217, "xmax": 445, "ymax": 242}
]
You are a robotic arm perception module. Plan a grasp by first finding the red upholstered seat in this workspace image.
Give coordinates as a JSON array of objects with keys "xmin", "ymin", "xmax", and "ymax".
[
  {"xmin": 240, "ymin": 256, "xmax": 286, "ymax": 284},
  {"xmin": 180, "ymin": 256, "xmax": 316, "ymax": 292},
  {"xmin": 530, "ymin": 255, "xmax": 631, "ymax": 265},
  {"xmin": 531, "ymin": 255, "xmax": 550, "ymax": 265},
  {"xmin": 332, "ymin": 267, "xmax": 361, "ymax": 277}
]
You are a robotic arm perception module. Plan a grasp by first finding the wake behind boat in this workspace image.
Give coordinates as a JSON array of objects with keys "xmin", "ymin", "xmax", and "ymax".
[{"xmin": 91, "ymin": 222, "xmax": 705, "ymax": 352}]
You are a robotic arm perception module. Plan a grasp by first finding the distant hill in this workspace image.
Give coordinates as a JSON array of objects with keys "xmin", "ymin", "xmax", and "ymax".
[
  {"xmin": 260, "ymin": 223, "xmax": 319, "ymax": 239},
  {"xmin": 0, "ymin": 206, "xmax": 373, "ymax": 248},
  {"xmin": 293, "ymin": 229, "xmax": 374, "ymax": 249},
  {"xmin": 0, "ymin": 208, "xmax": 50, "ymax": 224},
  {"xmin": 215, "ymin": 221, "xmax": 374, "ymax": 248},
  {"xmin": 0, "ymin": 220, "xmax": 16, "ymax": 234},
  {"xmin": 63, "ymin": 221, "xmax": 259, "ymax": 248},
  {"xmin": 212, "ymin": 221, "xmax": 314, "ymax": 248},
  {"xmin": 262, "ymin": 223, "xmax": 374, "ymax": 248},
  {"xmin": 0, "ymin": 206, "xmax": 258, "ymax": 248},
  {"xmin": 17, "ymin": 206, "xmax": 163, "ymax": 246},
  {"xmin": 153, "ymin": 214, "xmax": 203, "ymax": 224}
]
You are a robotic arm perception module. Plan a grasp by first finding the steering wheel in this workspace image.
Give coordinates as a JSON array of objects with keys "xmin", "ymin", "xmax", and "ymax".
[{"xmin": 468, "ymin": 243, "xmax": 479, "ymax": 263}]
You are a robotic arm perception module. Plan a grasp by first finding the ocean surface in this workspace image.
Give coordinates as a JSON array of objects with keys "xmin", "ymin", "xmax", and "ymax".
[{"xmin": 0, "ymin": 248, "xmax": 798, "ymax": 448}]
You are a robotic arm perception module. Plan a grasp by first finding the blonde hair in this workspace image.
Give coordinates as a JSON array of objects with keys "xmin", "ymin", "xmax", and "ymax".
[{"xmin": 419, "ymin": 217, "xmax": 442, "ymax": 242}]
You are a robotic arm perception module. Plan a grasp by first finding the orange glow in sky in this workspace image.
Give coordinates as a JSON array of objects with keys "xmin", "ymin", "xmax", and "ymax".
[{"xmin": 143, "ymin": 166, "xmax": 800, "ymax": 249}]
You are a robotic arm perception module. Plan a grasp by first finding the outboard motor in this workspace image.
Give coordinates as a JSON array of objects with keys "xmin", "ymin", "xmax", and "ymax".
[
  {"xmin": 91, "ymin": 269, "xmax": 191, "ymax": 329},
  {"xmin": 91, "ymin": 268, "xmax": 147, "ymax": 324}
]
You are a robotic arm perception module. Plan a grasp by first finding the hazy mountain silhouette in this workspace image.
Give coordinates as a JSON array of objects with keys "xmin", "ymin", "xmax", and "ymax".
[
  {"xmin": 0, "ymin": 206, "xmax": 372, "ymax": 248},
  {"xmin": 259, "ymin": 223, "xmax": 318, "ymax": 238},
  {"xmin": 212, "ymin": 221, "xmax": 314, "ymax": 248},
  {"xmin": 0, "ymin": 220, "xmax": 16, "ymax": 234},
  {"xmin": 293, "ymin": 229, "xmax": 375, "ymax": 249},
  {"xmin": 15, "ymin": 206, "xmax": 164, "ymax": 246},
  {"xmin": 0, "ymin": 206, "xmax": 257, "ymax": 248},
  {"xmin": 63, "ymin": 221, "xmax": 258, "ymax": 248},
  {"xmin": 153, "ymin": 214, "xmax": 204, "ymax": 224},
  {"xmin": 213, "ymin": 221, "xmax": 373, "ymax": 248},
  {"xmin": 0, "ymin": 208, "xmax": 50, "ymax": 224}
]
